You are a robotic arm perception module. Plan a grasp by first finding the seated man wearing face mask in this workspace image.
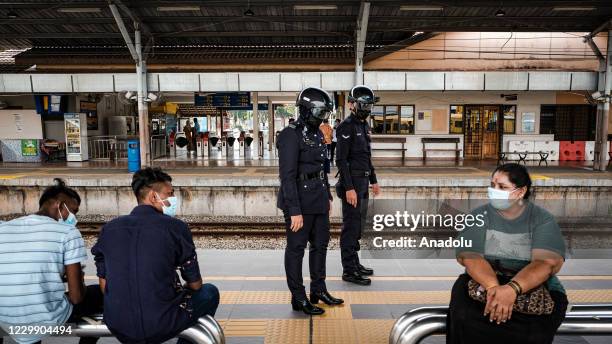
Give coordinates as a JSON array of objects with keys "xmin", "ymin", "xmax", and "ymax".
[
  {"xmin": 92, "ymin": 167, "xmax": 219, "ymax": 344},
  {"xmin": 0, "ymin": 178, "xmax": 102, "ymax": 344}
]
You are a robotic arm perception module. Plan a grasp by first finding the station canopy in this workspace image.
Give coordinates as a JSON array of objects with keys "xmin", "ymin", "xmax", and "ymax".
[{"xmin": 0, "ymin": 1, "xmax": 611, "ymax": 71}]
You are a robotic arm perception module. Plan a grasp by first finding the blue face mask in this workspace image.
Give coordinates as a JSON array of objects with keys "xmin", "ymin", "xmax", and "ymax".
[
  {"xmin": 58, "ymin": 203, "xmax": 78, "ymax": 226},
  {"xmin": 156, "ymin": 192, "xmax": 178, "ymax": 217},
  {"xmin": 487, "ymin": 187, "xmax": 518, "ymax": 210}
]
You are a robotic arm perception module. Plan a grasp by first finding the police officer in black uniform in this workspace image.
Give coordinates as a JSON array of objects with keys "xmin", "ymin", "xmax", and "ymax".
[
  {"xmin": 335, "ymin": 85, "xmax": 381, "ymax": 286},
  {"xmin": 277, "ymin": 87, "xmax": 344, "ymax": 315}
]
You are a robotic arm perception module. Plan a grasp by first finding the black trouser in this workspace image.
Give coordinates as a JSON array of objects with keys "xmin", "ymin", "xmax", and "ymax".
[
  {"xmin": 283, "ymin": 211, "xmax": 330, "ymax": 301},
  {"xmin": 339, "ymin": 177, "xmax": 369, "ymax": 274},
  {"xmin": 330, "ymin": 142, "xmax": 337, "ymax": 162}
]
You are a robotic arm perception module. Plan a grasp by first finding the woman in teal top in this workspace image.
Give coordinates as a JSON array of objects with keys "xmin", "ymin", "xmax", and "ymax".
[{"xmin": 448, "ymin": 163, "xmax": 568, "ymax": 344}]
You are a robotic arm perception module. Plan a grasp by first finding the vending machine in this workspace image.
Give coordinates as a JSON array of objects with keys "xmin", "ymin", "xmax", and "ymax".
[{"xmin": 64, "ymin": 113, "xmax": 89, "ymax": 161}]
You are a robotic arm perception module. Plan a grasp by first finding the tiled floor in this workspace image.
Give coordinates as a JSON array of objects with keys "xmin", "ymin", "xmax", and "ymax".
[{"xmin": 3, "ymin": 250, "xmax": 609, "ymax": 343}]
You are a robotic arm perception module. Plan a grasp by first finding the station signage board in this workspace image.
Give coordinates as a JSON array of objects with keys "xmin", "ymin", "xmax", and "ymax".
[{"xmin": 194, "ymin": 92, "xmax": 251, "ymax": 108}]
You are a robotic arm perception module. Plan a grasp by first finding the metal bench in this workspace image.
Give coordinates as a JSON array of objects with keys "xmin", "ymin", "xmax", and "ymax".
[
  {"xmin": 498, "ymin": 151, "xmax": 550, "ymax": 165},
  {"xmin": 389, "ymin": 305, "xmax": 612, "ymax": 344},
  {"xmin": 371, "ymin": 137, "xmax": 406, "ymax": 162},
  {"xmin": 48, "ymin": 314, "xmax": 224, "ymax": 344},
  {"xmin": 421, "ymin": 138, "xmax": 461, "ymax": 162}
]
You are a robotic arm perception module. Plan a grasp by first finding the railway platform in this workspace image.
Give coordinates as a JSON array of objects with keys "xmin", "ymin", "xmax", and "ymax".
[{"xmin": 3, "ymin": 250, "xmax": 608, "ymax": 344}]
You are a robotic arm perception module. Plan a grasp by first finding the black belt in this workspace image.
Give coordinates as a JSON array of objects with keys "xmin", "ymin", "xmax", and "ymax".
[
  {"xmin": 298, "ymin": 170, "xmax": 325, "ymax": 181},
  {"xmin": 350, "ymin": 170, "xmax": 371, "ymax": 177}
]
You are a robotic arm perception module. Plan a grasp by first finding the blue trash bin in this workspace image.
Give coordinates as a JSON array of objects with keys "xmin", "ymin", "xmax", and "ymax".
[{"xmin": 127, "ymin": 139, "xmax": 141, "ymax": 173}]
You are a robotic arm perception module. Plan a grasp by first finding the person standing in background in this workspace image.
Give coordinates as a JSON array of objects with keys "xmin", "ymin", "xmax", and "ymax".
[
  {"xmin": 331, "ymin": 118, "xmax": 341, "ymax": 164},
  {"xmin": 319, "ymin": 119, "xmax": 333, "ymax": 174},
  {"xmin": 183, "ymin": 120, "xmax": 193, "ymax": 152}
]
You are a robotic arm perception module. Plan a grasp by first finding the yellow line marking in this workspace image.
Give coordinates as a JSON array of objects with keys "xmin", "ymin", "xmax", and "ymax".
[
  {"xmin": 531, "ymin": 174, "xmax": 551, "ymax": 180},
  {"xmin": 0, "ymin": 175, "xmax": 24, "ymax": 179}
]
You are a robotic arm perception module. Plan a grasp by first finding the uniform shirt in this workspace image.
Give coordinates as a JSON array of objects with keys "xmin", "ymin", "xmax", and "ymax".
[
  {"xmin": 319, "ymin": 123, "xmax": 333, "ymax": 145},
  {"xmin": 335, "ymin": 114, "xmax": 378, "ymax": 190},
  {"xmin": 0, "ymin": 215, "xmax": 87, "ymax": 344},
  {"xmin": 277, "ymin": 119, "xmax": 333, "ymax": 216},
  {"xmin": 91, "ymin": 205, "xmax": 201, "ymax": 343},
  {"xmin": 456, "ymin": 202, "xmax": 566, "ymax": 293}
]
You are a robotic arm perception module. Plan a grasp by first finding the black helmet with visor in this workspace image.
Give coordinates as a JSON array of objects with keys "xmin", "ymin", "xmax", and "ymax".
[
  {"xmin": 296, "ymin": 87, "xmax": 334, "ymax": 129},
  {"xmin": 348, "ymin": 85, "xmax": 379, "ymax": 120}
]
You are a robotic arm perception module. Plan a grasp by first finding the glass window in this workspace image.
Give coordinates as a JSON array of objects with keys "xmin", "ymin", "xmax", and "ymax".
[
  {"xmin": 502, "ymin": 105, "xmax": 516, "ymax": 134},
  {"xmin": 384, "ymin": 106, "xmax": 398, "ymax": 134},
  {"xmin": 449, "ymin": 105, "xmax": 463, "ymax": 134},
  {"xmin": 400, "ymin": 106, "xmax": 414, "ymax": 134},
  {"xmin": 371, "ymin": 105, "xmax": 384, "ymax": 134}
]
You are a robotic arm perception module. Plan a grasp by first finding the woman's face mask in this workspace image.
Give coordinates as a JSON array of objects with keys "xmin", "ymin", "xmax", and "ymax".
[
  {"xmin": 156, "ymin": 192, "xmax": 179, "ymax": 217},
  {"xmin": 58, "ymin": 203, "xmax": 78, "ymax": 226},
  {"xmin": 487, "ymin": 187, "xmax": 519, "ymax": 210}
]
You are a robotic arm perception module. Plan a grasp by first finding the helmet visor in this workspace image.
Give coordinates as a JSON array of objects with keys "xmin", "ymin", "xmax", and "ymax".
[
  {"xmin": 356, "ymin": 102, "xmax": 373, "ymax": 112},
  {"xmin": 311, "ymin": 106, "xmax": 332, "ymax": 120}
]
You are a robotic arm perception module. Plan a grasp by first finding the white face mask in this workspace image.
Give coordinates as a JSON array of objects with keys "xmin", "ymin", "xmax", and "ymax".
[
  {"xmin": 156, "ymin": 192, "xmax": 178, "ymax": 217},
  {"xmin": 487, "ymin": 187, "xmax": 518, "ymax": 210},
  {"xmin": 58, "ymin": 203, "xmax": 78, "ymax": 226}
]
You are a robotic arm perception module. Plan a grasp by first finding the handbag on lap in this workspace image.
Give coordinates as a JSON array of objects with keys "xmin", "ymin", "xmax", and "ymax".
[{"xmin": 467, "ymin": 276, "xmax": 555, "ymax": 315}]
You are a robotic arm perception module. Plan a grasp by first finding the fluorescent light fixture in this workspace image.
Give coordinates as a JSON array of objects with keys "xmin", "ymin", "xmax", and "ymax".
[
  {"xmin": 400, "ymin": 5, "xmax": 443, "ymax": 11},
  {"xmin": 293, "ymin": 5, "xmax": 338, "ymax": 10},
  {"xmin": 552, "ymin": 7, "xmax": 595, "ymax": 11},
  {"xmin": 57, "ymin": 7, "xmax": 102, "ymax": 13},
  {"xmin": 157, "ymin": 6, "xmax": 200, "ymax": 12}
]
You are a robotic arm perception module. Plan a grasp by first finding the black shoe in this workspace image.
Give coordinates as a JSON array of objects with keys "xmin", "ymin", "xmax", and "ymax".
[
  {"xmin": 358, "ymin": 263, "xmax": 374, "ymax": 276},
  {"xmin": 342, "ymin": 271, "xmax": 371, "ymax": 286},
  {"xmin": 291, "ymin": 297, "xmax": 325, "ymax": 315},
  {"xmin": 310, "ymin": 291, "xmax": 344, "ymax": 305}
]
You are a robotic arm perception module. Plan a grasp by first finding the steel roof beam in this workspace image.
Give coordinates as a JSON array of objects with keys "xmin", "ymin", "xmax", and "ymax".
[{"xmin": 354, "ymin": 1, "xmax": 370, "ymax": 84}]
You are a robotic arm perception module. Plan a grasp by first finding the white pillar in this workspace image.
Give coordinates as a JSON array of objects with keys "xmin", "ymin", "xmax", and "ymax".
[
  {"xmin": 252, "ymin": 92, "xmax": 260, "ymax": 159},
  {"xmin": 268, "ymin": 97, "xmax": 274, "ymax": 151},
  {"xmin": 135, "ymin": 28, "xmax": 150, "ymax": 166},
  {"xmin": 595, "ymin": 30, "xmax": 612, "ymax": 171}
]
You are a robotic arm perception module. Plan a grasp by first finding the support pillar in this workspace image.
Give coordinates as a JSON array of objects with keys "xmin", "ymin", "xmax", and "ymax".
[
  {"xmin": 252, "ymin": 92, "xmax": 260, "ymax": 159},
  {"xmin": 594, "ymin": 29, "xmax": 612, "ymax": 171},
  {"xmin": 268, "ymin": 97, "xmax": 274, "ymax": 151},
  {"xmin": 135, "ymin": 28, "xmax": 150, "ymax": 166}
]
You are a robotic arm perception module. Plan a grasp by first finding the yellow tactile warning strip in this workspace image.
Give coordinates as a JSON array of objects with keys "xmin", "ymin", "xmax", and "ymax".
[
  {"xmin": 312, "ymin": 319, "xmax": 358, "ymax": 344},
  {"xmin": 217, "ymin": 319, "xmax": 267, "ymax": 337},
  {"xmin": 219, "ymin": 289, "xmax": 612, "ymax": 305},
  {"xmin": 354, "ymin": 319, "xmax": 396, "ymax": 344},
  {"xmin": 317, "ymin": 303, "xmax": 353, "ymax": 319},
  {"xmin": 265, "ymin": 319, "xmax": 310, "ymax": 344}
]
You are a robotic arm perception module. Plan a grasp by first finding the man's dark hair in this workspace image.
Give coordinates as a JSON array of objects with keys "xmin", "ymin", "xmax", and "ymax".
[
  {"xmin": 288, "ymin": 118, "xmax": 295, "ymax": 123},
  {"xmin": 39, "ymin": 178, "xmax": 81, "ymax": 208},
  {"xmin": 493, "ymin": 163, "xmax": 532, "ymax": 199},
  {"xmin": 323, "ymin": 119, "xmax": 329, "ymax": 124},
  {"xmin": 131, "ymin": 167, "xmax": 173, "ymax": 201}
]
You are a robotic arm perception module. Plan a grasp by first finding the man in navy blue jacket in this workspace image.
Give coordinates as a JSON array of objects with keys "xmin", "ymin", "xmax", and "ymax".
[{"xmin": 92, "ymin": 167, "xmax": 219, "ymax": 344}]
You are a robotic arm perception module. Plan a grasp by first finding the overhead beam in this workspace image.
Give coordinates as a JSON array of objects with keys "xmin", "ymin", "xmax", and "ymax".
[
  {"xmin": 109, "ymin": 2, "xmax": 139, "ymax": 62},
  {"xmin": 354, "ymin": 1, "xmax": 370, "ymax": 85},
  {"xmin": 3, "ymin": 1, "xmax": 612, "ymax": 8},
  {"xmin": 364, "ymin": 32, "xmax": 438, "ymax": 62},
  {"xmin": 4, "ymin": 16, "xmax": 612, "ymax": 25},
  {"xmin": 0, "ymin": 31, "xmax": 352, "ymax": 39}
]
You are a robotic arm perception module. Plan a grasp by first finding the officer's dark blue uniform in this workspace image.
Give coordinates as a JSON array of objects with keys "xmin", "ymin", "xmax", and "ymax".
[
  {"xmin": 335, "ymin": 114, "xmax": 378, "ymax": 276},
  {"xmin": 277, "ymin": 87, "xmax": 343, "ymax": 315},
  {"xmin": 277, "ymin": 118, "xmax": 332, "ymax": 301}
]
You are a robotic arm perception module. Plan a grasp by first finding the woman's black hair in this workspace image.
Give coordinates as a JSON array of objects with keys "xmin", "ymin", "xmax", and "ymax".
[
  {"xmin": 493, "ymin": 163, "xmax": 532, "ymax": 199},
  {"xmin": 131, "ymin": 167, "xmax": 172, "ymax": 201},
  {"xmin": 39, "ymin": 178, "xmax": 81, "ymax": 207}
]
